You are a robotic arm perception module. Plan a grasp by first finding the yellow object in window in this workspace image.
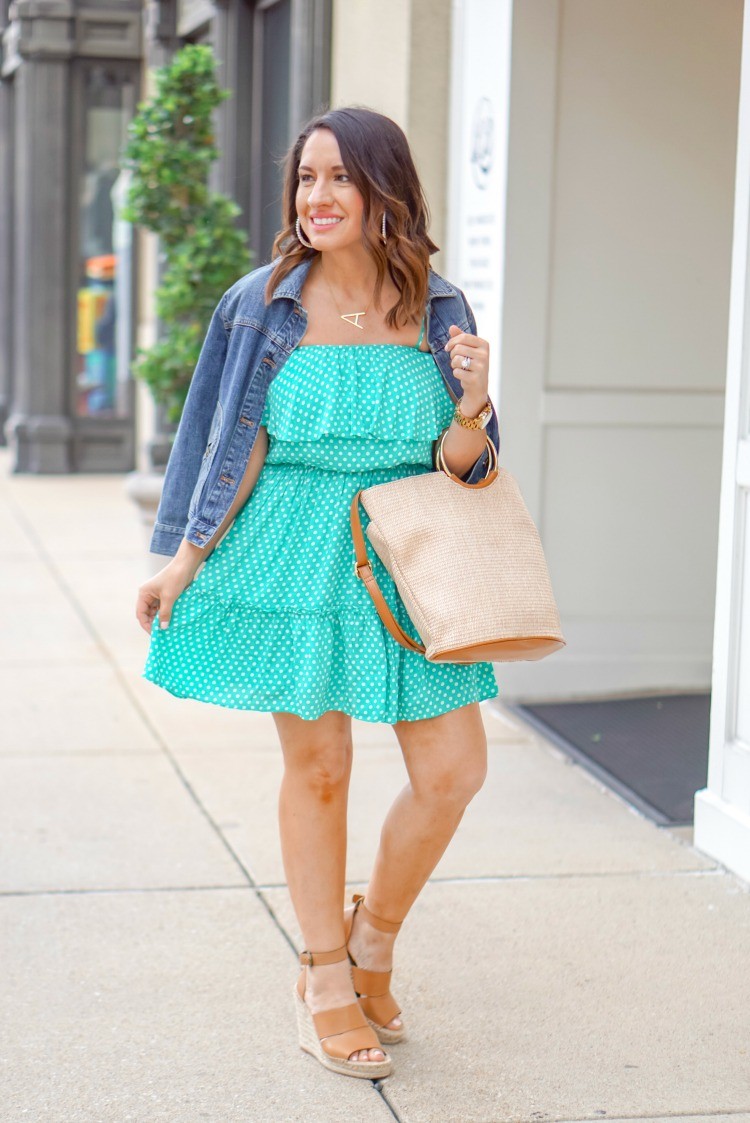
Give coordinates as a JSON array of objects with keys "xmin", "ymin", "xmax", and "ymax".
[{"xmin": 77, "ymin": 288, "xmax": 109, "ymax": 354}]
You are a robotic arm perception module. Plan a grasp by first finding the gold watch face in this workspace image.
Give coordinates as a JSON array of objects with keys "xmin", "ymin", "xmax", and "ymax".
[{"xmin": 468, "ymin": 402, "xmax": 491, "ymax": 428}]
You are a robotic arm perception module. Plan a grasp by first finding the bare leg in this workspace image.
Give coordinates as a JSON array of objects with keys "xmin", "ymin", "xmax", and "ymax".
[
  {"xmin": 346, "ymin": 701, "xmax": 488, "ymax": 1027},
  {"xmin": 274, "ymin": 708, "xmax": 385, "ymax": 1064}
]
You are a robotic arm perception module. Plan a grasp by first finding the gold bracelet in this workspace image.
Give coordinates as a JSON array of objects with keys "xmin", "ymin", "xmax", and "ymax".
[{"xmin": 453, "ymin": 397, "xmax": 492, "ymax": 430}]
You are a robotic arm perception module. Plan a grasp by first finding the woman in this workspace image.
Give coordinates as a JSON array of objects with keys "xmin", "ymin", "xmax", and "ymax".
[{"xmin": 136, "ymin": 106, "xmax": 500, "ymax": 1081}]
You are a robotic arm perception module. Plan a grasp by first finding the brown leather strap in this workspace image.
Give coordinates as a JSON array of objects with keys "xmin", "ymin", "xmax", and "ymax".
[
  {"xmin": 320, "ymin": 1027, "xmax": 382, "ymax": 1061},
  {"xmin": 349, "ymin": 964, "xmax": 392, "ymax": 996},
  {"xmin": 352, "ymin": 982, "xmax": 402, "ymax": 1028},
  {"xmin": 299, "ymin": 943, "xmax": 348, "ymax": 967},
  {"xmin": 312, "ymin": 1001, "xmax": 368, "ymax": 1040},
  {"xmin": 313, "ymin": 1004, "xmax": 383, "ymax": 1060},
  {"xmin": 350, "ymin": 490, "xmax": 426, "ymax": 655},
  {"xmin": 352, "ymin": 893, "xmax": 403, "ymax": 933}
]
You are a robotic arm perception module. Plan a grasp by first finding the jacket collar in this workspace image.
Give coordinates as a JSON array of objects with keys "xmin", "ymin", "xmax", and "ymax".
[{"xmin": 270, "ymin": 254, "xmax": 460, "ymax": 303}]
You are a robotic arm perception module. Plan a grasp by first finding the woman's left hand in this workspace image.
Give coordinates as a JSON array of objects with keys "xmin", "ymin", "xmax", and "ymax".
[{"xmin": 444, "ymin": 324, "xmax": 490, "ymax": 409}]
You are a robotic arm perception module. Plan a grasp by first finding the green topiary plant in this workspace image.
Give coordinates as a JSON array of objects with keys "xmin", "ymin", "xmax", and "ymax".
[{"xmin": 120, "ymin": 44, "xmax": 252, "ymax": 424}]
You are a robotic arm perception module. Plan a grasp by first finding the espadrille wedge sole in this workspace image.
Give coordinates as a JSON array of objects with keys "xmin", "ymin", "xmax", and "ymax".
[
  {"xmin": 344, "ymin": 893, "xmax": 406, "ymax": 1044},
  {"xmin": 294, "ymin": 944, "xmax": 392, "ymax": 1080}
]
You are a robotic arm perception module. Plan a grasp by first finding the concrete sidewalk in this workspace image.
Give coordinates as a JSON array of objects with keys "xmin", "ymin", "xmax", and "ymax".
[{"xmin": 1, "ymin": 448, "xmax": 748, "ymax": 1123}]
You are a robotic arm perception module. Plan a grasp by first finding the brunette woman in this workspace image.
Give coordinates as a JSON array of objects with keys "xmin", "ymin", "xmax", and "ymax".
[{"xmin": 137, "ymin": 106, "xmax": 499, "ymax": 1080}]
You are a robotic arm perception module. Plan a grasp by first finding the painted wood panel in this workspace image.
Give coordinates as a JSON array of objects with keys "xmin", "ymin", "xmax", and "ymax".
[{"xmin": 497, "ymin": 0, "xmax": 741, "ymax": 701}]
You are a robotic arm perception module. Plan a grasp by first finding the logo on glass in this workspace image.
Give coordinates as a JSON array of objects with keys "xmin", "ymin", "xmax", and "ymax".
[{"xmin": 470, "ymin": 98, "xmax": 494, "ymax": 190}]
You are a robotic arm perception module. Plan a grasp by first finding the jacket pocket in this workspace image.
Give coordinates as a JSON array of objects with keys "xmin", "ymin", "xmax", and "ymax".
[{"xmin": 188, "ymin": 399, "xmax": 223, "ymax": 519}]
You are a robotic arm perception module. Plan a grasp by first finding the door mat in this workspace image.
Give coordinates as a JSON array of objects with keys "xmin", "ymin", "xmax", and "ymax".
[{"xmin": 511, "ymin": 693, "xmax": 710, "ymax": 826}]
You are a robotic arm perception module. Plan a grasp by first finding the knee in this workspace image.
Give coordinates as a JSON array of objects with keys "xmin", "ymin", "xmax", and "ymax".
[
  {"xmin": 413, "ymin": 749, "xmax": 488, "ymax": 810},
  {"xmin": 284, "ymin": 740, "xmax": 353, "ymax": 802}
]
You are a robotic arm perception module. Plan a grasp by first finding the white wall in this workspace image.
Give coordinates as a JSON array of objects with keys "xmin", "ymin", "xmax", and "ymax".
[
  {"xmin": 330, "ymin": 0, "xmax": 453, "ymax": 270},
  {"xmin": 331, "ymin": 0, "xmax": 412, "ymax": 124},
  {"xmin": 495, "ymin": 0, "xmax": 742, "ymax": 701}
]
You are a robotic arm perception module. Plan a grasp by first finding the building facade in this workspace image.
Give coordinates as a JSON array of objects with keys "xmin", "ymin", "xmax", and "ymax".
[
  {"xmin": 0, "ymin": 0, "xmax": 331, "ymax": 472},
  {"xmin": 334, "ymin": 0, "xmax": 750, "ymax": 882},
  {"xmin": 0, "ymin": 0, "xmax": 142, "ymax": 471}
]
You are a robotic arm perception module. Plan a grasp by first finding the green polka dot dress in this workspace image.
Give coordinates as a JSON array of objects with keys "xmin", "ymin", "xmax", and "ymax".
[{"xmin": 142, "ymin": 323, "xmax": 499, "ymax": 723}]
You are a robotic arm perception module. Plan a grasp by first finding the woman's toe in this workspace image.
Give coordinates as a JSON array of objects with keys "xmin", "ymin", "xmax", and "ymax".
[{"xmin": 350, "ymin": 1047, "xmax": 383, "ymax": 1062}]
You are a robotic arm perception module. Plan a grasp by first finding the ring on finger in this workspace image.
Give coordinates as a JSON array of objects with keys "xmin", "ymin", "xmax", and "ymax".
[{"xmin": 461, "ymin": 354, "xmax": 472, "ymax": 371}]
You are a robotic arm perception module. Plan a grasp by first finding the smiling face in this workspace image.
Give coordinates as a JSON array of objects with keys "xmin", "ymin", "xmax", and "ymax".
[{"xmin": 295, "ymin": 128, "xmax": 366, "ymax": 252}]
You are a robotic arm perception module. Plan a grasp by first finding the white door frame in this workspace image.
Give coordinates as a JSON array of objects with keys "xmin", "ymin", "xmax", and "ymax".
[{"xmin": 694, "ymin": 0, "xmax": 750, "ymax": 884}]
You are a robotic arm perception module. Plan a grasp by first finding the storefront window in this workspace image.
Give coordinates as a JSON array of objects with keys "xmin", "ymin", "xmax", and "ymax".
[{"xmin": 75, "ymin": 65, "xmax": 135, "ymax": 419}]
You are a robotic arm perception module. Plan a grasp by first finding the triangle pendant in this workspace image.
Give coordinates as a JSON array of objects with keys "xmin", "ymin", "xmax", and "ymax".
[{"xmin": 341, "ymin": 312, "xmax": 366, "ymax": 329}]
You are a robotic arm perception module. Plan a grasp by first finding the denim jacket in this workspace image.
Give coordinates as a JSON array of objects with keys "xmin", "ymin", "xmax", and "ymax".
[{"xmin": 150, "ymin": 256, "xmax": 500, "ymax": 556}]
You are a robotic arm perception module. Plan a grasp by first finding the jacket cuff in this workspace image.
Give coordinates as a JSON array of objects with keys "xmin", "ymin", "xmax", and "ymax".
[
  {"xmin": 149, "ymin": 522, "xmax": 185, "ymax": 557},
  {"xmin": 461, "ymin": 441, "xmax": 493, "ymax": 484},
  {"xmin": 150, "ymin": 517, "xmax": 223, "ymax": 557}
]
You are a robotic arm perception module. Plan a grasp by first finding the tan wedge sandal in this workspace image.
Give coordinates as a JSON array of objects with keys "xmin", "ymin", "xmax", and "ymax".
[
  {"xmin": 294, "ymin": 943, "xmax": 392, "ymax": 1079},
  {"xmin": 343, "ymin": 894, "xmax": 406, "ymax": 1044}
]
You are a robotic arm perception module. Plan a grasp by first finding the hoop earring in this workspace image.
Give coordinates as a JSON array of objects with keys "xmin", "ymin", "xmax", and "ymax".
[
  {"xmin": 296, "ymin": 216, "xmax": 314, "ymax": 249},
  {"xmin": 381, "ymin": 211, "xmax": 387, "ymax": 244}
]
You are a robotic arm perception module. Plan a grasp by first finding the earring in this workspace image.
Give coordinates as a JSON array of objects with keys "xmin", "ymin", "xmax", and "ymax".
[
  {"xmin": 296, "ymin": 216, "xmax": 314, "ymax": 249},
  {"xmin": 381, "ymin": 211, "xmax": 387, "ymax": 244}
]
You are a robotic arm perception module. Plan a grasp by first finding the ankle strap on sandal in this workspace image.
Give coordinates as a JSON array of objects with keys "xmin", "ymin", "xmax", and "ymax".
[
  {"xmin": 299, "ymin": 943, "xmax": 348, "ymax": 967},
  {"xmin": 352, "ymin": 893, "xmax": 403, "ymax": 934}
]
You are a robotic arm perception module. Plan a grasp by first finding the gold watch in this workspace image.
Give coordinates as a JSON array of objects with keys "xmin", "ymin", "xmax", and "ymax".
[{"xmin": 453, "ymin": 397, "xmax": 492, "ymax": 430}]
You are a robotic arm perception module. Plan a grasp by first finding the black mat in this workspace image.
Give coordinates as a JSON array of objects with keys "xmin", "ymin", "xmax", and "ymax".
[{"xmin": 512, "ymin": 693, "xmax": 710, "ymax": 826}]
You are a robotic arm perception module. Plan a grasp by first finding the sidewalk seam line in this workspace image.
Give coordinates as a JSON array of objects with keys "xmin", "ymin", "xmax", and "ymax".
[
  {"xmin": 0, "ymin": 866, "xmax": 729, "ymax": 899},
  {"xmin": 3, "ymin": 496, "xmax": 304, "ymax": 960}
]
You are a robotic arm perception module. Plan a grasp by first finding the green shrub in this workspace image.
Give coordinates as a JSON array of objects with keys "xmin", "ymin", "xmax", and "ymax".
[{"xmin": 120, "ymin": 44, "xmax": 252, "ymax": 423}]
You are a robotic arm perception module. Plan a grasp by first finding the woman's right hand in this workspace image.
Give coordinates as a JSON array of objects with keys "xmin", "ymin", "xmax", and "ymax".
[
  {"xmin": 137, "ymin": 427, "xmax": 268, "ymax": 638},
  {"xmin": 136, "ymin": 557, "xmax": 198, "ymax": 635}
]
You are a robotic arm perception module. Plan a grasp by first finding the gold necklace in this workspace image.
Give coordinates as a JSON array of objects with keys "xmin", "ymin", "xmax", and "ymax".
[{"xmin": 320, "ymin": 264, "xmax": 374, "ymax": 330}]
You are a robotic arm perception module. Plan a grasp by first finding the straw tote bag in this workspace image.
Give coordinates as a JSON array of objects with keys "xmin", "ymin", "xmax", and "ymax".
[{"xmin": 349, "ymin": 431, "xmax": 566, "ymax": 664}]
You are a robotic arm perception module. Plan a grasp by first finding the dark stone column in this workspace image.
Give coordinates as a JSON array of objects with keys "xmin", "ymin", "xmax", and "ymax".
[{"xmin": 3, "ymin": 0, "xmax": 74, "ymax": 471}]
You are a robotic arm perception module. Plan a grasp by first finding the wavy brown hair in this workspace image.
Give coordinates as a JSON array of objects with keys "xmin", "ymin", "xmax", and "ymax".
[{"xmin": 264, "ymin": 106, "xmax": 439, "ymax": 329}]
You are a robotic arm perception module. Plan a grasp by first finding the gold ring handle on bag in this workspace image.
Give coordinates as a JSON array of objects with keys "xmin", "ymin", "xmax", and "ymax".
[
  {"xmin": 434, "ymin": 428, "xmax": 499, "ymax": 487},
  {"xmin": 350, "ymin": 433, "xmax": 500, "ymax": 655}
]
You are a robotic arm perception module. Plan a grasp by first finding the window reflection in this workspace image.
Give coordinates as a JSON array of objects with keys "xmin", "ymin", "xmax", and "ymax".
[{"xmin": 75, "ymin": 66, "xmax": 134, "ymax": 418}]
